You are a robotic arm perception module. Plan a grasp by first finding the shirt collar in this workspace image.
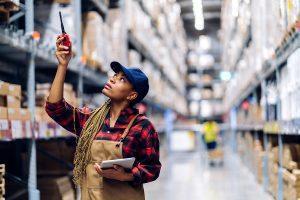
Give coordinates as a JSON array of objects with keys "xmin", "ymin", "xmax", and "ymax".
[{"xmin": 107, "ymin": 106, "xmax": 139, "ymax": 129}]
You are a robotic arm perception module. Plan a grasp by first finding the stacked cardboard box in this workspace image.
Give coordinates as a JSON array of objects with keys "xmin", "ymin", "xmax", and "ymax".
[
  {"xmin": 0, "ymin": 164, "xmax": 5, "ymax": 199},
  {"xmin": 253, "ymin": 139, "xmax": 264, "ymax": 183},
  {"xmin": 283, "ymin": 144, "xmax": 300, "ymax": 170},
  {"xmin": 82, "ymin": 11, "xmax": 108, "ymax": 71},
  {"xmin": 238, "ymin": 132, "xmax": 266, "ymax": 184},
  {"xmin": 268, "ymin": 146, "xmax": 279, "ymax": 198},
  {"xmin": 281, "ymin": 144, "xmax": 300, "ymax": 200},
  {"xmin": 283, "ymin": 169, "xmax": 300, "ymax": 200},
  {"xmin": 35, "ymin": 83, "xmax": 77, "ymax": 138},
  {"xmin": 106, "ymin": 9, "xmax": 128, "ymax": 64},
  {"xmin": 38, "ymin": 176, "xmax": 75, "ymax": 200},
  {"xmin": 36, "ymin": 83, "xmax": 78, "ymax": 107},
  {"xmin": 0, "ymin": 81, "xmax": 31, "ymax": 139},
  {"xmin": 236, "ymin": 103, "xmax": 263, "ymax": 125}
]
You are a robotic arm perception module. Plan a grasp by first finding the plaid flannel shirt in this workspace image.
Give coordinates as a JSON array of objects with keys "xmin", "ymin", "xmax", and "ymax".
[{"xmin": 45, "ymin": 99, "xmax": 161, "ymax": 186}]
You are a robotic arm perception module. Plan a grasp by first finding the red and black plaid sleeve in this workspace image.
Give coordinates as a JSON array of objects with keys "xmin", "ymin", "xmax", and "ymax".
[
  {"xmin": 131, "ymin": 118, "xmax": 161, "ymax": 186},
  {"xmin": 45, "ymin": 98, "xmax": 91, "ymax": 136}
]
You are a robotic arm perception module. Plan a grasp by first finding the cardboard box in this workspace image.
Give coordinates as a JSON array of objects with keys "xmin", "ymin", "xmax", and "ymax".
[
  {"xmin": 22, "ymin": 121, "xmax": 32, "ymax": 138},
  {"xmin": 8, "ymin": 84, "xmax": 21, "ymax": 98},
  {"xmin": 10, "ymin": 120, "xmax": 22, "ymax": 139},
  {"xmin": 0, "ymin": 107, "xmax": 7, "ymax": 120},
  {"xmin": 0, "ymin": 107, "xmax": 9, "ymax": 139},
  {"xmin": 7, "ymin": 108, "xmax": 21, "ymax": 120},
  {"xmin": 7, "ymin": 96, "xmax": 21, "ymax": 108},
  {"xmin": 20, "ymin": 108, "xmax": 31, "ymax": 121},
  {"xmin": 0, "ymin": 82, "xmax": 9, "ymax": 96}
]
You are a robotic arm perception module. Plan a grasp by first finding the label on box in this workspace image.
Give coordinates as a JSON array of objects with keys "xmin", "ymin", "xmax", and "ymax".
[
  {"xmin": 8, "ymin": 84, "xmax": 21, "ymax": 98},
  {"xmin": 11, "ymin": 120, "xmax": 22, "ymax": 139},
  {"xmin": 38, "ymin": 122, "xmax": 48, "ymax": 138},
  {"xmin": 7, "ymin": 96, "xmax": 21, "ymax": 108},
  {"xmin": 0, "ymin": 119, "xmax": 9, "ymax": 130},
  {"xmin": 23, "ymin": 121, "xmax": 32, "ymax": 138},
  {"xmin": 20, "ymin": 109, "xmax": 31, "ymax": 121}
]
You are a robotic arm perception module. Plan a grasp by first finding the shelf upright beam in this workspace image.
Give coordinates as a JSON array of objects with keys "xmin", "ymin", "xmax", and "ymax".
[
  {"xmin": 25, "ymin": 0, "xmax": 40, "ymax": 199},
  {"xmin": 276, "ymin": 68, "xmax": 283, "ymax": 200},
  {"xmin": 230, "ymin": 106, "xmax": 237, "ymax": 152},
  {"xmin": 261, "ymin": 80, "xmax": 269, "ymax": 191},
  {"xmin": 74, "ymin": 0, "xmax": 83, "ymax": 107},
  {"xmin": 164, "ymin": 109, "xmax": 174, "ymax": 153}
]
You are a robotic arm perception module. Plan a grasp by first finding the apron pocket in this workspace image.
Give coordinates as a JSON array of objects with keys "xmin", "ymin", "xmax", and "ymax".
[
  {"xmin": 88, "ymin": 188, "xmax": 104, "ymax": 200},
  {"xmin": 86, "ymin": 164, "xmax": 104, "ymax": 189}
]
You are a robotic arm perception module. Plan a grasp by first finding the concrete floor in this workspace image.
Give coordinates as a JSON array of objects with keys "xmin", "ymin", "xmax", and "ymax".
[{"xmin": 144, "ymin": 147, "xmax": 273, "ymax": 200}]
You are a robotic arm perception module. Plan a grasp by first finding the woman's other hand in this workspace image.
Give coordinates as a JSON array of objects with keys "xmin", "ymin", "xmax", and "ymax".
[{"xmin": 94, "ymin": 163, "xmax": 134, "ymax": 182}]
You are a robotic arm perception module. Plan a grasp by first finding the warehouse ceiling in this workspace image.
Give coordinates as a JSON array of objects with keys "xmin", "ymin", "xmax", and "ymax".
[
  {"xmin": 177, "ymin": 0, "xmax": 222, "ymax": 39},
  {"xmin": 177, "ymin": 0, "xmax": 222, "ymax": 76}
]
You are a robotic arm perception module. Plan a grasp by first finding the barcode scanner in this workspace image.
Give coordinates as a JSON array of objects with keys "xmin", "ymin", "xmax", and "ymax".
[{"xmin": 59, "ymin": 11, "xmax": 71, "ymax": 48}]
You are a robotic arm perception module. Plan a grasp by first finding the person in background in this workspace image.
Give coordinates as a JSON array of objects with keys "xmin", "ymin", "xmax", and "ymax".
[
  {"xmin": 45, "ymin": 35, "xmax": 161, "ymax": 200},
  {"xmin": 203, "ymin": 120, "xmax": 220, "ymax": 165}
]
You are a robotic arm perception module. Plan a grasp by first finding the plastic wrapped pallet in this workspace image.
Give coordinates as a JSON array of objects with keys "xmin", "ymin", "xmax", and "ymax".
[
  {"xmin": 82, "ymin": 11, "xmax": 107, "ymax": 71},
  {"xmin": 128, "ymin": 49, "xmax": 141, "ymax": 67},
  {"xmin": 106, "ymin": 9, "xmax": 128, "ymax": 64}
]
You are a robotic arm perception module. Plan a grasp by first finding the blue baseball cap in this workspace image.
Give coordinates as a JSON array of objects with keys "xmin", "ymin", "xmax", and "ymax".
[{"xmin": 110, "ymin": 61, "xmax": 149, "ymax": 104}]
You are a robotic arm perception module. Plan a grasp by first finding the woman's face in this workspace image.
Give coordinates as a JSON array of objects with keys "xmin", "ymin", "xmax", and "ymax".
[{"xmin": 102, "ymin": 71, "xmax": 138, "ymax": 103}]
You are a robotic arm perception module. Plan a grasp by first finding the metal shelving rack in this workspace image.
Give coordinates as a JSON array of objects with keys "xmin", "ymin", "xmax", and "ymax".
[
  {"xmin": 0, "ymin": 0, "xmax": 108, "ymax": 199},
  {"xmin": 228, "ymin": 24, "xmax": 300, "ymax": 200},
  {"xmin": 0, "ymin": 1, "xmax": 188, "ymax": 199}
]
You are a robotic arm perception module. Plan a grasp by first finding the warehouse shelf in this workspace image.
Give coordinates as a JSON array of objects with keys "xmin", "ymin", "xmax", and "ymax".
[
  {"xmin": 232, "ymin": 30, "xmax": 251, "ymax": 71},
  {"xmin": 173, "ymin": 123, "xmax": 229, "ymax": 132},
  {"xmin": 263, "ymin": 121, "xmax": 300, "ymax": 135},
  {"xmin": 235, "ymin": 121, "xmax": 300, "ymax": 135},
  {"xmin": 137, "ymin": 0, "xmax": 163, "ymax": 41},
  {"xmin": 0, "ymin": 27, "xmax": 107, "ymax": 88},
  {"xmin": 236, "ymin": 123, "xmax": 264, "ymax": 131},
  {"xmin": 230, "ymin": 28, "xmax": 300, "ymax": 108},
  {"xmin": 128, "ymin": 32, "xmax": 182, "ymax": 95}
]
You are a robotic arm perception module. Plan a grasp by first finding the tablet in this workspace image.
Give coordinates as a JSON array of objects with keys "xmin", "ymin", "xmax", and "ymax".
[{"xmin": 100, "ymin": 157, "xmax": 135, "ymax": 170}]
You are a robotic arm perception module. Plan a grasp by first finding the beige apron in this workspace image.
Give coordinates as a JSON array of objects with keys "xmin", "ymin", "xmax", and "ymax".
[{"xmin": 80, "ymin": 114, "xmax": 145, "ymax": 200}]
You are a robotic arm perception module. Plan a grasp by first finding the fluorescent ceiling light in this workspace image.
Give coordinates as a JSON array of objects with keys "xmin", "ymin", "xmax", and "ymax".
[
  {"xmin": 192, "ymin": 0, "xmax": 204, "ymax": 30},
  {"xmin": 199, "ymin": 35, "xmax": 211, "ymax": 51},
  {"xmin": 220, "ymin": 71, "xmax": 232, "ymax": 81}
]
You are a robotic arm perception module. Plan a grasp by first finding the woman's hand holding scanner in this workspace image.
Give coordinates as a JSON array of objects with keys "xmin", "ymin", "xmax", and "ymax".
[
  {"xmin": 55, "ymin": 36, "xmax": 72, "ymax": 67},
  {"xmin": 94, "ymin": 163, "xmax": 134, "ymax": 182},
  {"xmin": 55, "ymin": 11, "xmax": 72, "ymax": 67},
  {"xmin": 59, "ymin": 11, "xmax": 71, "ymax": 48}
]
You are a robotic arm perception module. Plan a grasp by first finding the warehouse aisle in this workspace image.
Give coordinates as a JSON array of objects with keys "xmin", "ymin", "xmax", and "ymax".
[{"xmin": 144, "ymin": 148, "xmax": 273, "ymax": 200}]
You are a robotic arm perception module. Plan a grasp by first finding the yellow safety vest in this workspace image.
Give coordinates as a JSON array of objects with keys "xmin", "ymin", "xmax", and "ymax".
[{"xmin": 203, "ymin": 122, "xmax": 218, "ymax": 143}]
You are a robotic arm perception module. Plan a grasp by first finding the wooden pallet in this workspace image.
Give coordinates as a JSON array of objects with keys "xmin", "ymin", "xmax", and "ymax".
[{"xmin": 0, "ymin": 165, "xmax": 4, "ymax": 176}]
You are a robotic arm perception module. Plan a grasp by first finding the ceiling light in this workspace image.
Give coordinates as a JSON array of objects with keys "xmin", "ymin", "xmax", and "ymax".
[
  {"xmin": 220, "ymin": 71, "xmax": 232, "ymax": 81},
  {"xmin": 192, "ymin": 0, "xmax": 204, "ymax": 30},
  {"xmin": 199, "ymin": 35, "xmax": 211, "ymax": 51}
]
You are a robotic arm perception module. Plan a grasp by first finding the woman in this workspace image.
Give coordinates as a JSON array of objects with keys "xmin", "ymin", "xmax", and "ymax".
[{"xmin": 45, "ymin": 36, "xmax": 161, "ymax": 199}]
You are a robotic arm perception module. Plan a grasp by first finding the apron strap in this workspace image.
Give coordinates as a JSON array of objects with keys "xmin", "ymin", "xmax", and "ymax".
[{"xmin": 116, "ymin": 114, "xmax": 140, "ymax": 148}]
